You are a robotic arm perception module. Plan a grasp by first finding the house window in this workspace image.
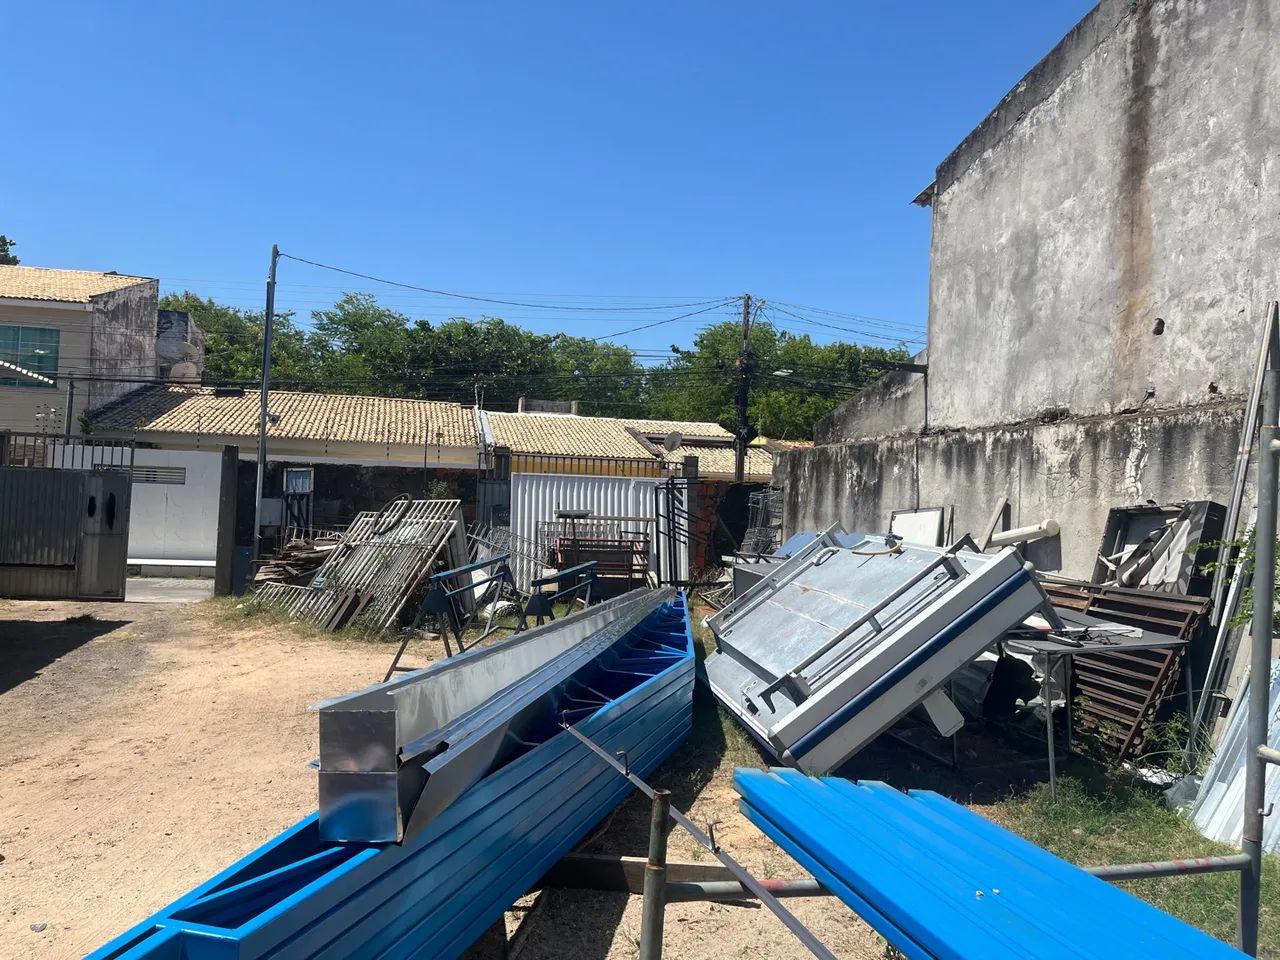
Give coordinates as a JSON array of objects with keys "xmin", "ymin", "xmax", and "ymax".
[
  {"xmin": 0, "ymin": 326, "xmax": 60, "ymax": 388},
  {"xmin": 284, "ymin": 467, "xmax": 313, "ymax": 493}
]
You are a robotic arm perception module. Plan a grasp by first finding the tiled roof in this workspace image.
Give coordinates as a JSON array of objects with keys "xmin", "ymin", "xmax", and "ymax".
[
  {"xmin": 89, "ymin": 386, "xmax": 477, "ymax": 447},
  {"xmin": 486, "ymin": 412, "xmax": 732, "ymax": 459},
  {"xmin": 487, "ymin": 411, "xmax": 774, "ymax": 478},
  {"xmin": 661, "ymin": 443, "xmax": 774, "ymax": 479},
  {"xmin": 0, "ymin": 265, "xmax": 154, "ymax": 303}
]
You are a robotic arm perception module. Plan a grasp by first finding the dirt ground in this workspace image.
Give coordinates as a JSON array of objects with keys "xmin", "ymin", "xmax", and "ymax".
[{"xmin": 0, "ymin": 597, "xmax": 887, "ymax": 960}]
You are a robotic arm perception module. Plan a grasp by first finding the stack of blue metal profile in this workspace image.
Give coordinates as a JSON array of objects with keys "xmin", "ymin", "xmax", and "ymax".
[
  {"xmin": 736, "ymin": 768, "xmax": 1245, "ymax": 959},
  {"xmin": 89, "ymin": 592, "xmax": 694, "ymax": 960}
]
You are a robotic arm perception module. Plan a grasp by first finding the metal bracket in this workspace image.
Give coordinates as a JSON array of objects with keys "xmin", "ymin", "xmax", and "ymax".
[{"xmin": 706, "ymin": 819, "xmax": 722, "ymax": 853}]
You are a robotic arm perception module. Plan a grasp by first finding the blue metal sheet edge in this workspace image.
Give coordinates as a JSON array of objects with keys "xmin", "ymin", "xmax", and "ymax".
[
  {"xmin": 88, "ymin": 594, "xmax": 695, "ymax": 960},
  {"xmin": 735, "ymin": 768, "xmax": 1247, "ymax": 960}
]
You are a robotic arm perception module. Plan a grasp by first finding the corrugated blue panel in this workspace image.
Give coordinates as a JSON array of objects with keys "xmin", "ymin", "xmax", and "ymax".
[
  {"xmin": 89, "ymin": 595, "xmax": 695, "ymax": 960},
  {"xmin": 736, "ymin": 768, "xmax": 1245, "ymax": 960}
]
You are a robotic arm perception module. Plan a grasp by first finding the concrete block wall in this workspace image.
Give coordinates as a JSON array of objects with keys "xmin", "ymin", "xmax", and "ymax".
[
  {"xmin": 924, "ymin": 0, "xmax": 1280, "ymax": 430},
  {"xmin": 88, "ymin": 281, "xmax": 158, "ymax": 413},
  {"xmin": 776, "ymin": 403, "xmax": 1242, "ymax": 579}
]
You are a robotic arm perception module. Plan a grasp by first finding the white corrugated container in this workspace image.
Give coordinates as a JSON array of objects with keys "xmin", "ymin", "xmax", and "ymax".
[
  {"xmin": 509, "ymin": 473, "xmax": 688, "ymax": 590},
  {"xmin": 1191, "ymin": 658, "xmax": 1280, "ymax": 852}
]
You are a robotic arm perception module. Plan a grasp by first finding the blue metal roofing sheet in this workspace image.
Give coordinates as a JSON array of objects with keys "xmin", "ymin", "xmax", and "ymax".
[
  {"xmin": 89, "ymin": 596, "xmax": 695, "ymax": 960},
  {"xmin": 735, "ymin": 768, "xmax": 1245, "ymax": 960}
]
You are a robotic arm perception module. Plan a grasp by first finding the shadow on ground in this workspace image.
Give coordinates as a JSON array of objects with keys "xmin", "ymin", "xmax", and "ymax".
[
  {"xmin": 0, "ymin": 616, "xmax": 129, "ymax": 695},
  {"xmin": 838, "ymin": 713, "xmax": 1110, "ymax": 806}
]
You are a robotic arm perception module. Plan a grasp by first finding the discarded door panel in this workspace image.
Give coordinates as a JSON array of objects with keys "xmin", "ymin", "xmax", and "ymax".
[{"xmin": 705, "ymin": 528, "xmax": 1055, "ymax": 772}]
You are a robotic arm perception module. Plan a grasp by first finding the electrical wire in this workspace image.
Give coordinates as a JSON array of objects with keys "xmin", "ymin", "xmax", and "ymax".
[
  {"xmin": 587, "ymin": 301, "xmax": 742, "ymax": 342},
  {"xmin": 279, "ymin": 253, "xmax": 735, "ymax": 313}
]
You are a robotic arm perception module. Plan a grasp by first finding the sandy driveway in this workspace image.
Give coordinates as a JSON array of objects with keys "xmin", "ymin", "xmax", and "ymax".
[{"xmin": 0, "ymin": 598, "xmax": 881, "ymax": 960}]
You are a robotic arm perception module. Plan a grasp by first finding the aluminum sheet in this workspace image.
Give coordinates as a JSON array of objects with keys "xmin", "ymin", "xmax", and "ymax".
[
  {"xmin": 317, "ymin": 587, "xmax": 675, "ymax": 841},
  {"xmin": 706, "ymin": 528, "xmax": 1054, "ymax": 771},
  {"xmin": 736, "ymin": 768, "xmax": 1244, "ymax": 960},
  {"xmin": 1191, "ymin": 658, "xmax": 1280, "ymax": 853}
]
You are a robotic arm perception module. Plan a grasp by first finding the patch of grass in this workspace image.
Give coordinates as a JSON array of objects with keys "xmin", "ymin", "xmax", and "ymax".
[
  {"xmin": 203, "ymin": 594, "xmax": 392, "ymax": 644},
  {"xmin": 990, "ymin": 777, "xmax": 1278, "ymax": 954},
  {"xmin": 63, "ymin": 612, "xmax": 96, "ymax": 623}
]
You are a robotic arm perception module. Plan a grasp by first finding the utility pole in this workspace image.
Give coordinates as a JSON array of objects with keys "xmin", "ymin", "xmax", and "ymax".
[
  {"xmin": 1241, "ymin": 327, "xmax": 1280, "ymax": 956},
  {"xmin": 64, "ymin": 378, "xmax": 75, "ymax": 440},
  {"xmin": 253, "ymin": 243, "xmax": 279, "ymax": 560},
  {"xmin": 733, "ymin": 293, "xmax": 753, "ymax": 483}
]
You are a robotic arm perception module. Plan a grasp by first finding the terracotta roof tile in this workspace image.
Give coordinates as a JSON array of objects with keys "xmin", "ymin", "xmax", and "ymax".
[
  {"xmin": 661, "ymin": 443, "xmax": 774, "ymax": 479},
  {"xmin": 0, "ymin": 265, "xmax": 154, "ymax": 303},
  {"xmin": 89, "ymin": 386, "xmax": 476, "ymax": 446},
  {"xmin": 486, "ymin": 412, "xmax": 732, "ymax": 459},
  {"xmin": 487, "ymin": 412, "xmax": 773, "ymax": 479}
]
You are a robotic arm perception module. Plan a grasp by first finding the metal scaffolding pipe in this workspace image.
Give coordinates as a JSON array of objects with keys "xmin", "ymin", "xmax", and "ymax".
[
  {"xmin": 1083, "ymin": 854, "xmax": 1251, "ymax": 882},
  {"xmin": 987, "ymin": 518, "xmax": 1061, "ymax": 548},
  {"xmin": 1259, "ymin": 744, "xmax": 1280, "ymax": 766},
  {"xmin": 665, "ymin": 879, "xmax": 827, "ymax": 902},
  {"xmin": 660, "ymin": 857, "xmax": 1251, "ymax": 902},
  {"xmin": 639, "ymin": 790, "xmax": 671, "ymax": 960},
  {"xmin": 1241, "ymin": 363, "xmax": 1280, "ymax": 957}
]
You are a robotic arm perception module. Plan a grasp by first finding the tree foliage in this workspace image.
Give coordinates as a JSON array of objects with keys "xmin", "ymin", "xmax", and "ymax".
[
  {"xmin": 159, "ymin": 290, "xmax": 910, "ymax": 441},
  {"xmin": 647, "ymin": 319, "xmax": 908, "ymax": 439},
  {"xmin": 0, "ymin": 234, "xmax": 18, "ymax": 265}
]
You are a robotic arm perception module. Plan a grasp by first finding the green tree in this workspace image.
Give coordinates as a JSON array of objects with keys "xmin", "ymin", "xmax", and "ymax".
[
  {"xmin": 156, "ymin": 290, "xmax": 902, "ymax": 442},
  {"xmin": 647, "ymin": 318, "xmax": 910, "ymax": 439},
  {"xmin": 0, "ymin": 235, "xmax": 18, "ymax": 265},
  {"xmin": 543, "ymin": 335, "xmax": 645, "ymax": 415},
  {"xmin": 406, "ymin": 317, "xmax": 556, "ymax": 407},
  {"xmin": 307, "ymin": 293, "xmax": 414, "ymax": 393}
]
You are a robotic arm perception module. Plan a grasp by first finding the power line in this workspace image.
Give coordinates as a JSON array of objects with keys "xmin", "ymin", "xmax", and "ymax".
[
  {"xmin": 586, "ymin": 301, "xmax": 740, "ymax": 342},
  {"xmin": 769, "ymin": 298, "xmax": 923, "ymax": 333},
  {"xmin": 765, "ymin": 304, "xmax": 925, "ymax": 345},
  {"xmin": 278, "ymin": 253, "xmax": 734, "ymax": 313}
]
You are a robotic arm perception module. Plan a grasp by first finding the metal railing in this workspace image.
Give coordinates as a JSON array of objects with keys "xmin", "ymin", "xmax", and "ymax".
[{"xmin": 0, "ymin": 431, "xmax": 134, "ymax": 473}]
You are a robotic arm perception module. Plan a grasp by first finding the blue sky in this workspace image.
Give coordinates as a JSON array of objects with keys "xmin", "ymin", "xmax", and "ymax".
[{"xmin": 4, "ymin": 2, "xmax": 1094, "ymax": 356}]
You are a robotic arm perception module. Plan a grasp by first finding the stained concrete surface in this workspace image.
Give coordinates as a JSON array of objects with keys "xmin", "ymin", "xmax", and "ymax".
[{"xmin": 124, "ymin": 576, "xmax": 214, "ymax": 604}]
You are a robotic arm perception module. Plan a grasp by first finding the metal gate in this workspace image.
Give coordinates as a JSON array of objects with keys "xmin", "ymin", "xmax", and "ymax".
[{"xmin": 0, "ymin": 432, "xmax": 134, "ymax": 600}]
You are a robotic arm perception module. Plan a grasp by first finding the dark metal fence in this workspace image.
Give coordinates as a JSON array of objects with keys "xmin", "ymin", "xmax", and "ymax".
[{"xmin": 0, "ymin": 431, "xmax": 135, "ymax": 473}]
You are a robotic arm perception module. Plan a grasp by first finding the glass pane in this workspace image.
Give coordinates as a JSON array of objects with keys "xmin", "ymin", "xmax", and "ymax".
[{"xmin": 0, "ymin": 326, "xmax": 59, "ymax": 386}]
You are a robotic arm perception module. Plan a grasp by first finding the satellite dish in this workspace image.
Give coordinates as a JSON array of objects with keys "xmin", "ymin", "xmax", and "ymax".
[{"xmin": 662, "ymin": 431, "xmax": 683, "ymax": 452}]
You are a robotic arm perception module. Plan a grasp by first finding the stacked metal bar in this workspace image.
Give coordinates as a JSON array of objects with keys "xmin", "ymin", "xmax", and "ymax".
[
  {"xmin": 736, "ymin": 768, "xmax": 1245, "ymax": 960},
  {"xmin": 88, "ymin": 594, "xmax": 696, "ymax": 960},
  {"xmin": 705, "ymin": 529, "xmax": 1056, "ymax": 772},
  {"xmin": 254, "ymin": 499, "xmax": 467, "ymax": 631},
  {"xmin": 1041, "ymin": 578, "xmax": 1209, "ymax": 760}
]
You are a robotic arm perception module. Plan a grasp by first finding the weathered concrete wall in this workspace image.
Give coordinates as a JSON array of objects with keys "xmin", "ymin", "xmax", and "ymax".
[
  {"xmin": 89, "ymin": 281, "xmax": 159, "ymax": 413},
  {"xmin": 776, "ymin": 402, "xmax": 1242, "ymax": 578},
  {"xmin": 155, "ymin": 309, "xmax": 206, "ymax": 379},
  {"xmin": 926, "ymin": 0, "xmax": 1280, "ymax": 429},
  {"xmin": 814, "ymin": 359, "xmax": 927, "ymax": 443}
]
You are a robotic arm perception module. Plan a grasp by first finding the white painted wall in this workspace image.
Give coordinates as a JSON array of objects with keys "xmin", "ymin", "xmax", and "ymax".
[{"xmin": 126, "ymin": 449, "xmax": 222, "ymax": 562}]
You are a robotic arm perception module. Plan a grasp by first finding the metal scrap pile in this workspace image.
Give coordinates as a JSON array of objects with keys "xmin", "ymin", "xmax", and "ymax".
[
  {"xmin": 252, "ymin": 535, "xmax": 341, "ymax": 586},
  {"xmin": 704, "ymin": 529, "xmax": 1059, "ymax": 772},
  {"xmin": 706, "ymin": 496, "xmax": 1231, "ymax": 773},
  {"xmin": 253, "ymin": 496, "xmax": 468, "ymax": 632}
]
